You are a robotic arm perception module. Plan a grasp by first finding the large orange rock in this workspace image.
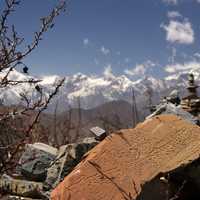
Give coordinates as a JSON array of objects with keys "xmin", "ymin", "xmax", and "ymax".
[{"xmin": 51, "ymin": 115, "xmax": 200, "ymax": 200}]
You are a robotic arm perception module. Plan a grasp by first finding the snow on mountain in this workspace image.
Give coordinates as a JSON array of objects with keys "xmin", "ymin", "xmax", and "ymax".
[{"xmin": 0, "ymin": 66, "xmax": 200, "ymax": 111}]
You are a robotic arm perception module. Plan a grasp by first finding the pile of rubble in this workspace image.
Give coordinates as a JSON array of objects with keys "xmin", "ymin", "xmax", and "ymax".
[{"xmin": 0, "ymin": 137, "xmax": 99, "ymax": 199}]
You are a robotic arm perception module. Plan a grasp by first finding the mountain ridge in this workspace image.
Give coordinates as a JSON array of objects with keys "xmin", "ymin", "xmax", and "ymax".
[{"xmin": 0, "ymin": 67, "xmax": 199, "ymax": 111}]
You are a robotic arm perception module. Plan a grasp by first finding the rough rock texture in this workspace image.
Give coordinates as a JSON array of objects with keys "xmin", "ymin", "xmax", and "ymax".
[
  {"xmin": 146, "ymin": 102, "xmax": 198, "ymax": 124},
  {"xmin": 44, "ymin": 137, "xmax": 98, "ymax": 190},
  {"xmin": 51, "ymin": 114, "xmax": 200, "ymax": 200},
  {"xmin": 1, "ymin": 138, "xmax": 99, "ymax": 199},
  {"xmin": 1, "ymin": 195, "xmax": 42, "ymax": 200},
  {"xmin": 136, "ymin": 157, "xmax": 200, "ymax": 199},
  {"xmin": 0, "ymin": 174, "xmax": 43, "ymax": 198},
  {"xmin": 17, "ymin": 143, "xmax": 57, "ymax": 182}
]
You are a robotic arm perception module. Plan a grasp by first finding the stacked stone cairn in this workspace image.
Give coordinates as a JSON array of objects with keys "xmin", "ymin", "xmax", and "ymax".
[
  {"xmin": 180, "ymin": 74, "xmax": 200, "ymax": 117},
  {"xmin": 147, "ymin": 73, "xmax": 200, "ymax": 125}
]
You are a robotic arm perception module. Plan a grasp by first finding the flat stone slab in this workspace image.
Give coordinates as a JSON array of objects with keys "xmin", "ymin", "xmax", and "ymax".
[
  {"xmin": 18, "ymin": 143, "xmax": 57, "ymax": 182},
  {"xmin": 51, "ymin": 114, "xmax": 200, "ymax": 200}
]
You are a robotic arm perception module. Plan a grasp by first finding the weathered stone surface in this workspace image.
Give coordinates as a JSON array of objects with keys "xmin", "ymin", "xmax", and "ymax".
[
  {"xmin": 44, "ymin": 137, "xmax": 98, "ymax": 190},
  {"xmin": 51, "ymin": 115, "xmax": 200, "ymax": 200},
  {"xmin": 146, "ymin": 102, "xmax": 198, "ymax": 124},
  {"xmin": 0, "ymin": 174, "xmax": 43, "ymax": 198},
  {"xmin": 82, "ymin": 137, "xmax": 98, "ymax": 145},
  {"xmin": 90, "ymin": 127, "xmax": 106, "ymax": 141},
  {"xmin": 31, "ymin": 143, "xmax": 57, "ymax": 156},
  {"xmin": 18, "ymin": 143, "xmax": 57, "ymax": 182},
  {"xmin": 137, "ymin": 157, "xmax": 200, "ymax": 199},
  {"xmin": 1, "ymin": 195, "xmax": 42, "ymax": 200}
]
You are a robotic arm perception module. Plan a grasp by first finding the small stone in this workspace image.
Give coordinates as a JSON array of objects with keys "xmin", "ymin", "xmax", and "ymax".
[{"xmin": 90, "ymin": 127, "xmax": 106, "ymax": 141}]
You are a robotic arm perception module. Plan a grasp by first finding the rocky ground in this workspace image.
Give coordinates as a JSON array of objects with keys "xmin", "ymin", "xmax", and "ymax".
[
  {"xmin": 2, "ymin": 101, "xmax": 200, "ymax": 199},
  {"xmin": 0, "ymin": 137, "xmax": 99, "ymax": 199}
]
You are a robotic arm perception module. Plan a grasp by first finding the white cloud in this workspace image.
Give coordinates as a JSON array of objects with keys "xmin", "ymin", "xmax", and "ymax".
[
  {"xmin": 163, "ymin": 0, "xmax": 178, "ymax": 5},
  {"xmin": 161, "ymin": 20, "xmax": 194, "ymax": 44},
  {"xmin": 194, "ymin": 53, "xmax": 200, "ymax": 58},
  {"xmin": 103, "ymin": 64, "xmax": 115, "ymax": 78},
  {"xmin": 124, "ymin": 60, "xmax": 156, "ymax": 76},
  {"xmin": 164, "ymin": 0, "xmax": 200, "ymax": 5},
  {"xmin": 165, "ymin": 61, "xmax": 200, "ymax": 73},
  {"xmin": 100, "ymin": 46, "xmax": 110, "ymax": 55},
  {"xmin": 167, "ymin": 11, "xmax": 182, "ymax": 18},
  {"xmin": 125, "ymin": 64, "xmax": 146, "ymax": 76},
  {"xmin": 125, "ymin": 58, "xmax": 131, "ymax": 63},
  {"xmin": 83, "ymin": 38, "xmax": 89, "ymax": 46}
]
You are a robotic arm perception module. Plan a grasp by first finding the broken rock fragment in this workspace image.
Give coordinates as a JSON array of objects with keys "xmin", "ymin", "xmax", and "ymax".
[
  {"xmin": 0, "ymin": 174, "xmax": 43, "ymax": 199},
  {"xmin": 44, "ymin": 137, "xmax": 98, "ymax": 190},
  {"xmin": 146, "ymin": 102, "xmax": 198, "ymax": 125},
  {"xmin": 17, "ymin": 143, "xmax": 57, "ymax": 182}
]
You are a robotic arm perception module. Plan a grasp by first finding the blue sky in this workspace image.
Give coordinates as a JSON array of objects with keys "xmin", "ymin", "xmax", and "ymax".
[{"xmin": 1, "ymin": 0, "xmax": 200, "ymax": 77}]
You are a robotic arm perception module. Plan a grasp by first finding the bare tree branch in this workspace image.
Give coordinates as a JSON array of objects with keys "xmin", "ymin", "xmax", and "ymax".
[{"xmin": 0, "ymin": 0, "xmax": 66, "ymax": 174}]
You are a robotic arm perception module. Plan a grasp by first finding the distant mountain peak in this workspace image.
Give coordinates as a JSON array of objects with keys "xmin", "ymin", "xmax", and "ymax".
[{"xmin": 0, "ymin": 68, "xmax": 200, "ymax": 111}]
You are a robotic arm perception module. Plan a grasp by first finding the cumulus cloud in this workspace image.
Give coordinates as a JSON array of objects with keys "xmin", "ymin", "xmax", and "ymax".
[
  {"xmin": 124, "ymin": 60, "xmax": 156, "ymax": 77},
  {"xmin": 165, "ymin": 61, "xmax": 200, "ymax": 74},
  {"xmin": 103, "ymin": 64, "xmax": 115, "ymax": 78},
  {"xmin": 125, "ymin": 64, "xmax": 146, "ymax": 76},
  {"xmin": 167, "ymin": 11, "xmax": 182, "ymax": 18},
  {"xmin": 125, "ymin": 58, "xmax": 131, "ymax": 63},
  {"xmin": 83, "ymin": 38, "xmax": 89, "ymax": 46},
  {"xmin": 194, "ymin": 53, "xmax": 200, "ymax": 58},
  {"xmin": 163, "ymin": 0, "xmax": 178, "ymax": 5},
  {"xmin": 100, "ymin": 46, "xmax": 110, "ymax": 55},
  {"xmin": 164, "ymin": 0, "xmax": 200, "ymax": 5},
  {"xmin": 161, "ymin": 19, "xmax": 194, "ymax": 44}
]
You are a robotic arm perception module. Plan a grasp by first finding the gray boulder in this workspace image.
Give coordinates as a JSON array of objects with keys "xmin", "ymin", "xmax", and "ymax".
[
  {"xmin": 17, "ymin": 143, "xmax": 57, "ymax": 182},
  {"xmin": 146, "ymin": 102, "xmax": 198, "ymax": 125},
  {"xmin": 44, "ymin": 137, "xmax": 98, "ymax": 190}
]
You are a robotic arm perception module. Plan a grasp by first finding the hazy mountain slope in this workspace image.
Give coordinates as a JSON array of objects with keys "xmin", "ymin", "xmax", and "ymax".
[{"xmin": 45, "ymin": 100, "xmax": 134, "ymax": 145}]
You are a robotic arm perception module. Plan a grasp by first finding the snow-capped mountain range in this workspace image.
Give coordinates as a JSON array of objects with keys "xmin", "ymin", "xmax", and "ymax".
[{"xmin": 0, "ymin": 67, "xmax": 199, "ymax": 112}]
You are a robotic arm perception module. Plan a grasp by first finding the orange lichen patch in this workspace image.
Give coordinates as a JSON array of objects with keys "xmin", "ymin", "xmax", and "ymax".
[{"xmin": 51, "ymin": 115, "xmax": 200, "ymax": 200}]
